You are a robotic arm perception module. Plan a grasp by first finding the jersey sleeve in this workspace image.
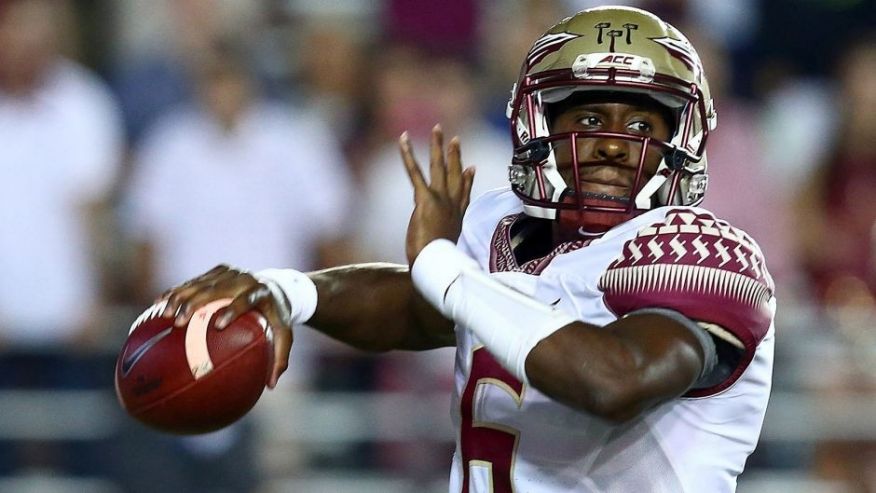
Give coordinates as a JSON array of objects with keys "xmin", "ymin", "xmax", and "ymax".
[{"xmin": 597, "ymin": 209, "xmax": 775, "ymax": 397}]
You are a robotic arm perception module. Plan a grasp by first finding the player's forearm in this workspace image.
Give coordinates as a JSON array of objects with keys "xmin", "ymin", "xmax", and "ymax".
[
  {"xmin": 308, "ymin": 263, "xmax": 455, "ymax": 352},
  {"xmin": 525, "ymin": 323, "xmax": 643, "ymax": 421},
  {"xmin": 524, "ymin": 315, "xmax": 703, "ymax": 422}
]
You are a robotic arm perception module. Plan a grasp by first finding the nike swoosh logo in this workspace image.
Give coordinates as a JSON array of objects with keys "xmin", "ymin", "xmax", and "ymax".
[
  {"xmin": 121, "ymin": 327, "xmax": 173, "ymax": 377},
  {"xmin": 550, "ymin": 298, "xmax": 562, "ymax": 307}
]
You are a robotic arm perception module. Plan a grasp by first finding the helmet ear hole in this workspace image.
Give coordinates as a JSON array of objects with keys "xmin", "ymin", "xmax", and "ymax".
[
  {"xmin": 667, "ymin": 148, "xmax": 688, "ymax": 170},
  {"xmin": 516, "ymin": 140, "xmax": 551, "ymax": 163}
]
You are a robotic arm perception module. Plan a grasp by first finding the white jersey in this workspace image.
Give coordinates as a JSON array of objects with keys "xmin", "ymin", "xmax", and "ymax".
[{"xmin": 448, "ymin": 188, "xmax": 775, "ymax": 493}]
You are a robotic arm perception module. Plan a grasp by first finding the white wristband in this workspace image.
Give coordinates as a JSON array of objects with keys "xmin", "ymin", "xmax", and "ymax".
[
  {"xmin": 411, "ymin": 239, "xmax": 577, "ymax": 383},
  {"xmin": 254, "ymin": 268, "xmax": 318, "ymax": 325}
]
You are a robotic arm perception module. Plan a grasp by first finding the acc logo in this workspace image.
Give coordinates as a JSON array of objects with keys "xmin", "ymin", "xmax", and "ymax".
[
  {"xmin": 573, "ymin": 52, "xmax": 656, "ymax": 82},
  {"xmin": 597, "ymin": 54, "xmax": 634, "ymax": 65}
]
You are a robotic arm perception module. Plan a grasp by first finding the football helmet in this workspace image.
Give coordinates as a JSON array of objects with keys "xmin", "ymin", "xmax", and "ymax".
[{"xmin": 507, "ymin": 6, "xmax": 717, "ymax": 235}]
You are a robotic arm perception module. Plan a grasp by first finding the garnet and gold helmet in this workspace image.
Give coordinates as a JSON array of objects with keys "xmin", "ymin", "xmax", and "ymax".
[{"xmin": 507, "ymin": 6, "xmax": 717, "ymax": 235}]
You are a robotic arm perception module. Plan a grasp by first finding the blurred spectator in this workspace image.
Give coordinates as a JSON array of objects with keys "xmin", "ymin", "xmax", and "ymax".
[
  {"xmin": 0, "ymin": 0, "xmax": 123, "ymax": 350},
  {"xmin": 481, "ymin": 0, "xmax": 565, "ymax": 129},
  {"xmin": 759, "ymin": 78, "xmax": 837, "ymax": 200},
  {"xmin": 792, "ymin": 34, "xmax": 876, "ymax": 493},
  {"xmin": 124, "ymin": 34, "xmax": 354, "ymax": 383},
  {"xmin": 110, "ymin": 0, "xmax": 265, "ymax": 143},
  {"xmin": 0, "ymin": 0, "xmax": 123, "ymax": 475},
  {"xmin": 121, "ymin": 37, "xmax": 353, "ymax": 491},
  {"xmin": 292, "ymin": 15, "xmax": 373, "ymax": 159},
  {"xmin": 352, "ymin": 45, "xmax": 509, "ymax": 264},
  {"xmin": 125, "ymin": 39, "xmax": 352, "ymax": 299},
  {"xmin": 795, "ymin": 35, "xmax": 876, "ymax": 310}
]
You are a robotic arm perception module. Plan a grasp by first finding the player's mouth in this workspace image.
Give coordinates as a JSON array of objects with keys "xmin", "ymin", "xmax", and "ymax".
[
  {"xmin": 570, "ymin": 162, "xmax": 638, "ymax": 201},
  {"xmin": 574, "ymin": 190, "xmax": 631, "ymax": 204},
  {"xmin": 578, "ymin": 179, "xmax": 631, "ymax": 197}
]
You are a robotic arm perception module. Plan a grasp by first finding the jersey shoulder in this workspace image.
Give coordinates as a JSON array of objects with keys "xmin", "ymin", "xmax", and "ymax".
[
  {"xmin": 464, "ymin": 186, "xmax": 520, "ymax": 222},
  {"xmin": 458, "ymin": 187, "xmax": 521, "ymax": 257},
  {"xmin": 597, "ymin": 207, "xmax": 775, "ymax": 395}
]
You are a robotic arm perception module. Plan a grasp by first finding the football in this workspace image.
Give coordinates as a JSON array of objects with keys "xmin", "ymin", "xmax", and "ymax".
[{"xmin": 114, "ymin": 299, "xmax": 274, "ymax": 434}]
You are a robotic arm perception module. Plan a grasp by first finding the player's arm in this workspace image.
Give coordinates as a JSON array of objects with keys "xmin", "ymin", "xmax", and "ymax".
[
  {"xmin": 307, "ymin": 263, "xmax": 454, "ymax": 352},
  {"xmin": 524, "ymin": 315, "xmax": 709, "ymax": 423},
  {"xmin": 159, "ymin": 262, "xmax": 454, "ymax": 388}
]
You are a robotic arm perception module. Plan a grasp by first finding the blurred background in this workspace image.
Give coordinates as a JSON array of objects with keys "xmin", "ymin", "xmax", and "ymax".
[{"xmin": 0, "ymin": 0, "xmax": 874, "ymax": 492}]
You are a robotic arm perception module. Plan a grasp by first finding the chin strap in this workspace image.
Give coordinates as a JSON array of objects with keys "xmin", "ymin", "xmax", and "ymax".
[{"xmin": 635, "ymin": 172, "xmax": 668, "ymax": 210}]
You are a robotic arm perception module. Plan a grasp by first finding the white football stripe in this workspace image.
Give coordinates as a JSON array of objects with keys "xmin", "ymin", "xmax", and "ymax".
[
  {"xmin": 129, "ymin": 299, "xmax": 168, "ymax": 335},
  {"xmin": 185, "ymin": 299, "xmax": 232, "ymax": 380}
]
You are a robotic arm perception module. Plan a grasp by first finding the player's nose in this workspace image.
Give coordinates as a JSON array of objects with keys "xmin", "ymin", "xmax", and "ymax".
[{"xmin": 592, "ymin": 137, "xmax": 629, "ymax": 163}]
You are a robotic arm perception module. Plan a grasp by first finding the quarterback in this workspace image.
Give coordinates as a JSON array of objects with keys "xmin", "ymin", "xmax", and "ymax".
[{"xmin": 162, "ymin": 6, "xmax": 775, "ymax": 492}]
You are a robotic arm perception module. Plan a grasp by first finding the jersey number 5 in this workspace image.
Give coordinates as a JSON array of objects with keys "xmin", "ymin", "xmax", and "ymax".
[{"xmin": 460, "ymin": 347, "xmax": 524, "ymax": 493}]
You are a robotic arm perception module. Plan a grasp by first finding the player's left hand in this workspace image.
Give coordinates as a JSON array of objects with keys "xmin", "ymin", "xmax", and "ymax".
[{"xmin": 400, "ymin": 124, "xmax": 476, "ymax": 266}]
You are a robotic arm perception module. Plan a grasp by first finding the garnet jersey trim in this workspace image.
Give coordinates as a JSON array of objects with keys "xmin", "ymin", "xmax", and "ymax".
[{"xmin": 489, "ymin": 213, "xmax": 590, "ymax": 274}]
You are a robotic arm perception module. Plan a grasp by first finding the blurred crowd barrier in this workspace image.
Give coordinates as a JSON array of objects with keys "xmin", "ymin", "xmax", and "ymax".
[{"xmin": 1, "ymin": 0, "xmax": 875, "ymax": 492}]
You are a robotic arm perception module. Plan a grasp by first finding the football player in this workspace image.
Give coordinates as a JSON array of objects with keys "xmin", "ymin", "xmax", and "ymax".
[{"xmin": 160, "ymin": 6, "xmax": 775, "ymax": 492}]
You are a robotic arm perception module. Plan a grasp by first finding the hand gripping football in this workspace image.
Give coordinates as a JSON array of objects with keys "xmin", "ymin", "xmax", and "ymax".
[{"xmin": 114, "ymin": 299, "xmax": 274, "ymax": 434}]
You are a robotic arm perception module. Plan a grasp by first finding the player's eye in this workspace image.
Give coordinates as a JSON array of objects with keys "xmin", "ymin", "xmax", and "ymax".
[
  {"xmin": 577, "ymin": 115, "xmax": 602, "ymax": 128},
  {"xmin": 627, "ymin": 120, "xmax": 653, "ymax": 134}
]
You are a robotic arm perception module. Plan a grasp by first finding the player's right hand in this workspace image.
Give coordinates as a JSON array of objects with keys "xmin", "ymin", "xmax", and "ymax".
[
  {"xmin": 400, "ymin": 124, "xmax": 475, "ymax": 267},
  {"xmin": 159, "ymin": 264, "xmax": 293, "ymax": 389}
]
